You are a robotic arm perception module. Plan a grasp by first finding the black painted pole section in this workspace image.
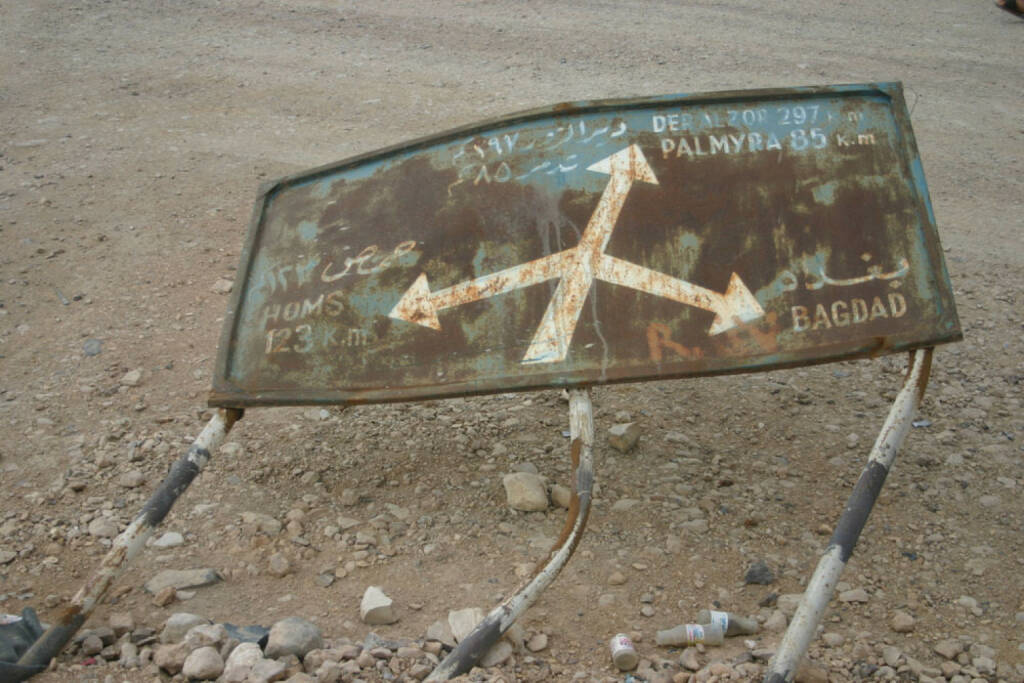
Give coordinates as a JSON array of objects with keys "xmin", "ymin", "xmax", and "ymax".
[{"xmin": 764, "ymin": 349, "xmax": 932, "ymax": 682}]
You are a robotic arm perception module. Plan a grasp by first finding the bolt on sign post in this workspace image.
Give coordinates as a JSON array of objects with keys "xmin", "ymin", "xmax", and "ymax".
[{"xmin": 18, "ymin": 83, "xmax": 960, "ymax": 682}]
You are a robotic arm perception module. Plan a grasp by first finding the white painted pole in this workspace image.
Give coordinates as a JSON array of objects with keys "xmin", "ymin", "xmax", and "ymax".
[
  {"xmin": 427, "ymin": 388, "xmax": 594, "ymax": 680},
  {"xmin": 764, "ymin": 349, "xmax": 932, "ymax": 682}
]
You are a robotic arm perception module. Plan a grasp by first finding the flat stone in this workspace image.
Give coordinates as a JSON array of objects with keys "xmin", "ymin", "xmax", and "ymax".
[
  {"xmin": 211, "ymin": 278, "xmax": 234, "ymax": 294},
  {"xmin": 448, "ymin": 608, "xmax": 485, "ymax": 642},
  {"xmin": 144, "ymin": 568, "xmax": 221, "ymax": 594},
  {"xmin": 159, "ymin": 613, "xmax": 210, "ymax": 644},
  {"xmin": 502, "ymin": 472, "xmax": 548, "ymax": 511},
  {"xmin": 336, "ymin": 515, "xmax": 361, "ymax": 530},
  {"xmin": 151, "ymin": 531, "xmax": 184, "ymax": 549},
  {"xmin": 933, "ymin": 638, "xmax": 962, "ymax": 660},
  {"xmin": 182, "ymin": 646, "xmax": 224, "ymax": 680},
  {"xmin": 184, "ymin": 623, "xmax": 227, "ymax": 650},
  {"xmin": 120, "ymin": 369, "xmax": 143, "ymax": 387},
  {"xmin": 838, "ymin": 587, "xmax": 869, "ymax": 603},
  {"xmin": 88, "ymin": 517, "xmax": 120, "ymax": 538},
  {"xmin": 0, "ymin": 549, "xmax": 16, "ymax": 565},
  {"xmin": 360, "ymin": 586, "xmax": 398, "ymax": 625},
  {"xmin": 265, "ymin": 617, "xmax": 323, "ymax": 659},
  {"xmin": 665, "ymin": 431, "xmax": 698, "ymax": 448},
  {"xmin": 241, "ymin": 511, "xmax": 282, "ymax": 536},
  {"xmin": 425, "ymin": 619, "xmax": 455, "ymax": 648},
  {"xmin": 107, "ymin": 611, "xmax": 135, "ymax": 637}
]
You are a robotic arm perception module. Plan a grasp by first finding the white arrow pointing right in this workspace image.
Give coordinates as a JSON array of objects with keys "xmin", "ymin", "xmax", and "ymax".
[{"xmin": 595, "ymin": 256, "xmax": 764, "ymax": 334}]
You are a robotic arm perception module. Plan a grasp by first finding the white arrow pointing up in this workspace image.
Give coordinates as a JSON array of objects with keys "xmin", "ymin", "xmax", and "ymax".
[
  {"xmin": 388, "ymin": 144, "xmax": 764, "ymax": 363},
  {"xmin": 522, "ymin": 144, "xmax": 659, "ymax": 362}
]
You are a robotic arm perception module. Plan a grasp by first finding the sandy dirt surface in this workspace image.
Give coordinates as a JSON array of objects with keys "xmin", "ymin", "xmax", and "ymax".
[{"xmin": 1, "ymin": 1, "xmax": 1022, "ymax": 681}]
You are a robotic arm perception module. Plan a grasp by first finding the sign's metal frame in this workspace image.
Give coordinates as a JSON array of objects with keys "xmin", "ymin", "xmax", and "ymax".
[
  {"xmin": 209, "ymin": 81, "xmax": 959, "ymax": 408},
  {"xmin": 19, "ymin": 84, "xmax": 960, "ymax": 683}
]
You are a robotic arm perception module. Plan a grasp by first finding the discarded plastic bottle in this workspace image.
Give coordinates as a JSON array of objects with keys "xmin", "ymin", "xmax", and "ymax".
[
  {"xmin": 696, "ymin": 609, "xmax": 760, "ymax": 637},
  {"xmin": 655, "ymin": 621, "xmax": 724, "ymax": 647},
  {"xmin": 609, "ymin": 633, "xmax": 639, "ymax": 671}
]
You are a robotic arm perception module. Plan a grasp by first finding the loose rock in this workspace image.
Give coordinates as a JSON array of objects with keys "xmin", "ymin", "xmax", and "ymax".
[
  {"xmin": 838, "ymin": 587, "xmax": 869, "ymax": 603},
  {"xmin": 151, "ymin": 531, "xmax": 184, "ymax": 549},
  {"xmin": 88, "ymin": 517, "xmax": 120, "ymax": 538},
  {"xmin": 360, "ymin": 586, "xmax": 399, "ymax": 625},
  {"xmin": 222, "ymin": 641, "xmax": 263, "ymax": 682},
  {"xmin": 608, "ymin": 422, "xmax": 642, "ymax": 453},
  {"xmin": 265, "ymin": 616, "xmax": 323, "ymax": 659},
  {"xmin": 144, "ymin": 567, "xmax": 222, "ymax": 594},
  {"xmin": 120, "ymin": 369, "xmax": 143, "ymax": 387},
  {"xmin": 153, "ymin": 641, "xmax": 190, "ymax": 674},
  {"xmin": 550, "ymin": 483, "xmax": 572, "ymax": 509},
  {"xmin": 268, "ymin": 552, "xmax": 291, "ymax": 577},
  {"xmin": 744, "ymin": 559, "xmax": 775, "ymax": 585},
  {"xmin": 159, "ymin": 613, "xmax": 210, "ymax": 643},
  {"xmin": 502, "ymin": 472, "xmax": 548, "ymax": 511},
  {"xmin": 890, "ymin": 610, "xmax": 915, "ymax": 633},
  {"xmin": 527, "ymin": 632, "xmax": 548, "ymax": 652},
  {"xmin": 211, "ymin": 278, "xmax": 234, "ymax": 294},
  {"xmin": 118, "ymin": 469, "xmax": 145, "ymax": 488},
  {"xmin": 108, "ymin": 611, "xmax": 135, "ymax": 637},
  {"xmin": 182, "ymin": 646, "xmax": 224, "ymax": 680}
]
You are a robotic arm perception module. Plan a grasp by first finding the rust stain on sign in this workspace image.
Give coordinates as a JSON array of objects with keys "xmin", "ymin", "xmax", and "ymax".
[{"xmin": 210, "ymin": 83, "xmax": 961, "ymax": 407}]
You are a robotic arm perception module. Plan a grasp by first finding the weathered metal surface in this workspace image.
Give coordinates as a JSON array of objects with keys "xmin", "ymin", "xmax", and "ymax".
[{"xmin": 210, "ymin": 82, "xmax": 960, "ymax": 407}]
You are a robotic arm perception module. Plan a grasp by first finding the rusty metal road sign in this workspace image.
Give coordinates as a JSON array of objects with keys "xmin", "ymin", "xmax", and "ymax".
[{"xmin": 210, "ymin": 83, "xmax": 960, "ymax": 407}]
